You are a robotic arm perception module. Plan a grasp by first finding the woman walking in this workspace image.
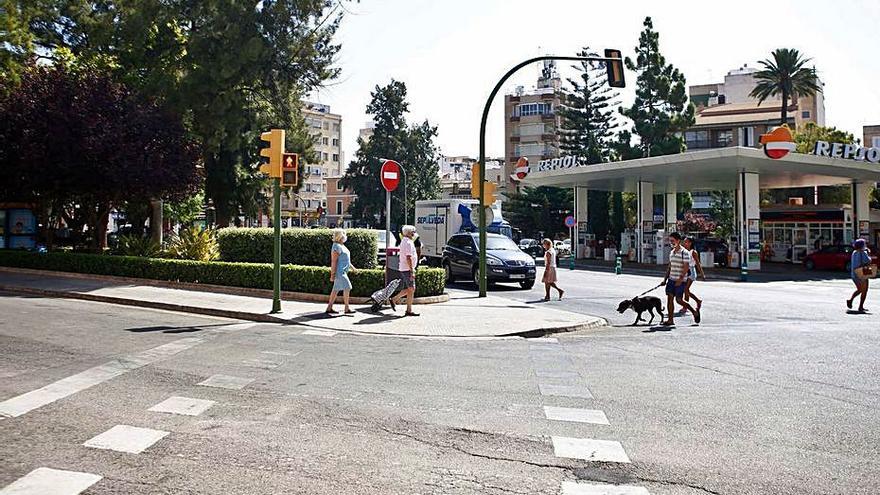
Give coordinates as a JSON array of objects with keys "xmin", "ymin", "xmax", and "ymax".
[
  {"xmin": 682, "ymin": 237, "xmax": 704, "ymax": 313},
  {"xmin": 326, "ymin": 229, "xmax": 356, "ymax": 315},
  {"xmin": 847, "ymin": 239, "xmax": 873, "ymax": 313},
  {"xmin": 541, "ymin": 239, "xmax": 564, "ymax": 301}
]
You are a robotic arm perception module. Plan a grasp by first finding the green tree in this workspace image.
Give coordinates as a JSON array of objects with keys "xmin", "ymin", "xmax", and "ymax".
[
  {"xmin": 709, "ymin": 190, "xmax": 735, "ymax": 240},
  {"xmin": 342, "ymin": 80, "xmax": 441, "ymax": 228},
  {"xmin": 557, "ymin": 47, "xmax": 618, "ymax": 240},
  {"xmin": 750, "ymin": 48, "xmax": 821, "ymax": 126},
  {"xmin": 504, "ymin": 187, "xmax": 573, "ymax": 240},
  {"xmin": 619, "ymin": 17, "xmax": 695, "ymax": 158},
  {"xmin": 793, "ymin": 122, "xmax": 855, "ymax": 153}
]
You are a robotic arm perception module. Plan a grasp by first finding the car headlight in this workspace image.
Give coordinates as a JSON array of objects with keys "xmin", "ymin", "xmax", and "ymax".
[
  {"xmin": 525, "ymin": 259, "xmax": 535, "ymax": 267},
  {"xmin": 487, "ymin": 257, "xmax": 502, "ymax": 266}
]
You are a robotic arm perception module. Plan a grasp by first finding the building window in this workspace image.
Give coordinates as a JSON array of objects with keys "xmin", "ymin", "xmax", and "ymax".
[
  {"xmin": 332, "ymin": 138, "xmax": 339, "ymax": 146},
  {"xmin": 337, "ymin": 181, "xmax": 343, "ymax": 191},
  {"xmin": 332, "ymin": 153, "xmax": 339, "ymax": 162},
  {"xmin": 872, "ymin": 136, "xmax": 880, "ymax": 148},
  {"xmin": 514, "ymin": 102, "xmax": 552, "ymax": 117},
  {"xmin": 685, "ymin": 130, "xmax": 709, "ymax": 149},
  {"xmin": 322, "ymin": 137, "xmax": 329, "ymax": 145},
  {"xmin": 333, "ymin": 123, "xmax": 340, "ymax": 132},
  {"xmin": 323, "ymin": 122, "xmax": 330, "ymax": 130},
  {"xmin": 802, "ymin": 111, "xmax": 811, "ymax": 119},
  {"xmin": 336, "ymin": 200, "xmax": 343, "ymax": 215},
  {"xmin": 322, "ymin": 152, "xmax": 328, "ymax": 161},
  {"xmin": 715, "ymin": 130, "xmax": 734, "ymax": 147},
  {"xmin": 739, "ymin": 127, "xmax": 755, "ymax": 147}
]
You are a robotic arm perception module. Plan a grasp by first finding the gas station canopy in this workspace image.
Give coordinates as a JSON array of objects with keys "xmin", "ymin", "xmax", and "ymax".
[{"xmin": 523, "ymin": 147, "xmax": 880, "ymax": 193}]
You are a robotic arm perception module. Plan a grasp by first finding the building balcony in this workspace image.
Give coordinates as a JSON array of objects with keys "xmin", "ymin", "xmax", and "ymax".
[
  {"xmin": 509, "ymin": 116, "xmax": 520, "ymax": 122},
  {"xmin": 509, "ymin": 136, "xmax": 520, "ymax": 142}
]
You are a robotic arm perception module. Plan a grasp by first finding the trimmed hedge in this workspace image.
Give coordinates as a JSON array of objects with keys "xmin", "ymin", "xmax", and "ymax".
[
  {"xmin": 0, "ymin": 250, "xmax": 445, "ymax": 298},
  {"xmin": 217, "ymin": 227, "xmax": 378, "ymax": 269}
]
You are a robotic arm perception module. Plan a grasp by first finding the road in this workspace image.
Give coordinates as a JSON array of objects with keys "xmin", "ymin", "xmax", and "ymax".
[{"xmin": 1, "ymin": 269, "xmax": 879, "ymax": 494}]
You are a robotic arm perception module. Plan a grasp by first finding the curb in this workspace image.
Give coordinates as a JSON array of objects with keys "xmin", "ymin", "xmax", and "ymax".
[
  {"xmin": 0, "ymin": 267, "xmax": 449, "ymax": 305},
  {"xmin": 0, "ymin": 284, "xmax": 608, "ymax": 338}
]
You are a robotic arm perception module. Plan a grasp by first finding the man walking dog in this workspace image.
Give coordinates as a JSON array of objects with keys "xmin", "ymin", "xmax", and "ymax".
[{"xmin": 660, "ymin": 232, "xmax": 701, "ymax": 326}]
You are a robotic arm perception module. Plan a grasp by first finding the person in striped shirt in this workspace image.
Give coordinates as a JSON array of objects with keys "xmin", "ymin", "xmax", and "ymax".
[{"xmin": 661, "ymin": 232, "xmax": 701, "ymax": 326}]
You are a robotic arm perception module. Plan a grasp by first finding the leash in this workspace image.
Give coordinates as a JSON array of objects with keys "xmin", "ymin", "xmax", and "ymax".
[{"xmin": 635, "ymin": 282, "xmax": 664, "ymax": 297}]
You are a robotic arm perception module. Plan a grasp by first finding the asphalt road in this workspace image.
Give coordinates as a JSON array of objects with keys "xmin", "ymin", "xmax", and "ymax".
[{"xmin": 1, "ymin": 276, "xmax": 879, "ymax": 494}]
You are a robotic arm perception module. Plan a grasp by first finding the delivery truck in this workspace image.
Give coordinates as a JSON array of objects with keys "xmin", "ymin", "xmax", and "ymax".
[{"xmin": 415, "ymin": 199, "xmax": 512, "ymax": 266}]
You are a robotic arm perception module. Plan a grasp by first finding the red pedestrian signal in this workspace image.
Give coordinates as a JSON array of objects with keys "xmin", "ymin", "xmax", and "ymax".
[
  {"xmin": 281, "ymin": 153, "xmax": 298, "ymax": 187},
  {"xmin": 604, "ymin": 49, "xmax": 625, "ymax": 88}
]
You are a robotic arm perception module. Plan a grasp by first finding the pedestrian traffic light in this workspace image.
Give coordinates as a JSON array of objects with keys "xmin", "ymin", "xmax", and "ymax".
[
  {"xmin": 604, "ymin": 48, "xmax": 625, "ymax": 88},
  {"xmin": 259, "ymin": 129, "xmax": 286, "ymax": 178},
  {"xmin": 281, "ymin": 152, "xmax": 298, "ymax": 187},
  {"xmin": 470, "ymin": 162, "xmax": 481, "ymax": 200},
  {"xmin": 482, "ymin": 180, "xmax": 497, "ymax": 206}
]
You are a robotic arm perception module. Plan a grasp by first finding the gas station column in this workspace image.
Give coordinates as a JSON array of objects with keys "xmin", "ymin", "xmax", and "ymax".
[
  {"xmin": 665, "ymin": 193, "xmax": 677, "ymax": 233},
  {"xmin": 852, "ymin": 182, "xmax": 871, "ymax": 242},
  {"xmin": 637, "ymin": 181, "xmax": 653, "ymax": 264},
  {"xmin": 575, "ymin": 187, "xmax": 588, "ymax": 259},
  {"xmin": 737, "ymin": 172, "xmax": 761, "ymax": 271}
]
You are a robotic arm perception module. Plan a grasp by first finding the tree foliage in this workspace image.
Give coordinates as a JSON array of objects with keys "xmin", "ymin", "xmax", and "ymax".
[
  {"xmin": 504, "ymin": 187, "xmax": 573, "ymax": 240},
  {"xmin": 619, "ymin": 17, "xmax": 694, "ymax": 158},
  {"xmin": 342, "ymin": 80, "xmax": 441, "ymax": 228},
  {"xmin": 709, "ymin": 190, "xmax": 735, "ymax": 240},
  {"xmin": 750, "ymin": 48, "xmax": 821, "ymax": 125},
  {"xmin": 793, "ymin": 122, "xmax": 855, "ymax": 153},
  {"xmin": 0, "ymin": 63, "xmax": 201, "ymax": 248}
]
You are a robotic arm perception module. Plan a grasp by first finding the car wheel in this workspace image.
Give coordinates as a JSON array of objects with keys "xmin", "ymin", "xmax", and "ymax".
[
  {"xmin": 805, "ymin": 259, "xmax": 815, "ymax": 270},
  {"xmin": 472, "ymin": 266, "xmax": 482, "ymax": 288},
  {"xmin": 520, "ymin": 279, "xmax": 535, "ymax": 290},
  {"xmin": 443, "ymin": 262, "xmax": 455, "ymax": 284}
]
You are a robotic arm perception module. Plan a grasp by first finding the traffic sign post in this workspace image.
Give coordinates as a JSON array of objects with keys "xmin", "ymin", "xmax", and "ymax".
[
  {"xmin": 380, "ymin": 160, "xmax": 401, "ymax": 253},
  {"xmin": 565, "ymin": 215, "xmax": 576, "ymax": 270},
  {"xmin": 259, "ymin": 129, "xmax": 286, "ymax": 313}
]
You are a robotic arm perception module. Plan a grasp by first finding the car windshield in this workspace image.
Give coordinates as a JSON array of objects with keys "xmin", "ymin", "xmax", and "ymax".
[
  {"xmin": 519, "ymin": 238, "xmax": 534, "ymax": 246},
  {"xmin": 484, "ymin": 236, "xmax": 520, "ymax": 250}
]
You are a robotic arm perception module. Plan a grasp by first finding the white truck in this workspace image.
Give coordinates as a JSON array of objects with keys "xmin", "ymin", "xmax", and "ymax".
[{"xmin": 415, "ymin": 199, "xmax": 512, "ymax": 266}]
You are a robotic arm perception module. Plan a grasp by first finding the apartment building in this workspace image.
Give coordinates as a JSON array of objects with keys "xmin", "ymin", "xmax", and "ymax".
[
  {"xmin": 864, "ymin": 125, "xmax": 880, "ymax": 149},
  {"xmin": 686, "ymin": 65, "xmax": 825, "ymax": 151},
  {"xmin": 325, "ymin": 176, "xmax": 356, "ymax": 228},
  {"xmin": 286, "ymin": 102, "xmax": 343, "ymax": 225},
  {"xmin": 503, "ymin": 61, "xmax": 563, "ymax": 192},
  {"xmin": 437, "ymin": 155, "xmax": 504, "ymax": 199}
]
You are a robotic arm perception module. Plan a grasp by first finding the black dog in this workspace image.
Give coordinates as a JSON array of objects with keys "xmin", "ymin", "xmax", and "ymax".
[{"xmin": 617, "ymin": 296, "xmax": 665, "ymax": 326}]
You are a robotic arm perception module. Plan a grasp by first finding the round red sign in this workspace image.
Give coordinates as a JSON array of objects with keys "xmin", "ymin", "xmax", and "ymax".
[{"xmin": 380, "ymin": 160, "xmax": 400, "ymax": 192}]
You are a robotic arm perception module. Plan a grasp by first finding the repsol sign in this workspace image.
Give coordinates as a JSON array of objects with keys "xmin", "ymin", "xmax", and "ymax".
[
  {"xmin": 812, "ymin": 141, "xmax": 880, "ymax": 163},
  {"xmin": 535, "ymin": 155, "xmax": 590, "ymax": 172}
]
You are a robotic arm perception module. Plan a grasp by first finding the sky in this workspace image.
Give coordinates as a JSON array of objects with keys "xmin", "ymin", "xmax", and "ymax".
[{"xmin": 308, "ymin": 0, "xmax": 880, "ymax": 164}]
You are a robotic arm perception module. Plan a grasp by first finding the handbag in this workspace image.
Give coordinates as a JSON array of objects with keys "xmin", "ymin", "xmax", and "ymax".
[{"xmin": 855, "ymin": 264, "xmax": 877, "ymax": 280}]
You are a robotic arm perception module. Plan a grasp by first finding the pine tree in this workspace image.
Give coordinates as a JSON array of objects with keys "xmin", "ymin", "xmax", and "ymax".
[
  {"xmin": 619, "ymin": 17, "xmax": 695, "ymax": 158},
  {"xmin": 557, "ymin": 47, "xmax": 619, "ymax": 240}
]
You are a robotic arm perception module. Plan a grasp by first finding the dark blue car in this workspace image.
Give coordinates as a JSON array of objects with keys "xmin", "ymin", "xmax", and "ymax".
[{"xmin": 442, "ymin": 233, "xmax": 536, "ymax": 290}]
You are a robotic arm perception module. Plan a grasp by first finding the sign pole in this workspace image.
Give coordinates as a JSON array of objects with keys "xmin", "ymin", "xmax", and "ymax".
[
  {"xmin": 271, "ymin": 177, "xmax": 282, "ymax": 313},
  {"xmin": 385, "ymin": 190, "xmax": 391, "ymax": 253}
]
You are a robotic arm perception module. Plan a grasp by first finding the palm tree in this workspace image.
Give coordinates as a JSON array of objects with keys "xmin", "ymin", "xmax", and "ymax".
[{"xmin": 750, "ymin": 48, "xmax": 822, "ymax": 126}]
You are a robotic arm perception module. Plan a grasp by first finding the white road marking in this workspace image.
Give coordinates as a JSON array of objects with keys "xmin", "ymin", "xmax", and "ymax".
[
  {"xmin": 534, "ymin": 370, "xmax": 580, "ymax": 379},
  {"xmin": 0, "ymin": 338, "xmax": 203, "ymax": 418},
  {"xmin": 543, "ymin": 406, "xmax": 610, "ymax": 425},
  {"xmin": 528, "ymin": 337, "xmax": 559, "ymax": 343},
  {"xmin": 241, "ymin": 358, "xmax": 281, "ymax": 369},
  {"xmin": 197, "ymin": 374, "xmax": 254, "ymax": 390},
  {"xmin": 552, "ymin": 436, "xmax": 631, "ymax": 463},
  {"xmin": 0, "ymin": 467, "xmax": 102, "ymax": 495},
  {"xmin": 83, "ymin": 424, "xmax": 169, "ymax": 454},
  {"xmin": 261, "ymin": 350, "xmax": 296, "ymax": 356},
  {"xmin": 561, "ymin": 481, "xmax": 650, "ymax": 495},
  {"xmin": 302, "ymin": 329, "xmax": 337, "ymax": 337},
  {"xmin": 538, "ymin": 383, "xmax": 594, "ymax": 399},
  {"xmin": 148, "ymin": 396, "xmax": 215, "ymax": 416}
]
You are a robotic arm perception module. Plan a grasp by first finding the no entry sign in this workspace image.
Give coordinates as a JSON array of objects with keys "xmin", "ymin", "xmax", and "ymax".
[{"xmin": 381, "ymin": 160, "xmax": 401, "ymax": 192}]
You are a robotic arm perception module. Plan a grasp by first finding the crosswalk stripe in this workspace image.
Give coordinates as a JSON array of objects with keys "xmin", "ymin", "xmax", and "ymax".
[
  {"xmin": 0, "ymin": 467, "xmax": 102, "ymax": 495},
  {"xmin": 551, "ymin": 436, "xmax": 631, "ymax": 463},
  {"xmin": 197, "ymin": 374, "xmax": 253, "ymax": 390},
  {"xmin": 83, "ymin": 424, "xmax": 169, "ymax": 454},
  {"xmin": 544, "ymin": 406, "xmax": 609, "ymax": 425},
  {"xmin": 302, "ymin": 329, "xmax": 337, "ymax": 337},
  {"xmin": 0, "ymin": 338, "xmax": 203, "ymax": 418},
  {"xmin": 538, "ymin": 383, "xmax": 594, "ymax": 399},
  {"xmin": 561, "ymin": 481, "xmax": 650, "ymax": 494},
  {"xmin": 148, "ymin": 396, "xmax": 215, "ymax": 416}
]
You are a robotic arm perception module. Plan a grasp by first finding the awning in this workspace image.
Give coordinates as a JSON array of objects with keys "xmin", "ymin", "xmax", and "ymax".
[{"xmin": 522, "ymin": 147, "xmax": 880, "ymax": 193}]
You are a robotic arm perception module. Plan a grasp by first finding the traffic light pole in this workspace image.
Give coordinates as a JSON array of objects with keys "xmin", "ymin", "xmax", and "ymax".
[
  {"xmin": 271, "ymin": 177, "xmax": 282, "ymax": 313},
  {"xmin": 478, "ymin": 55, "xmax": 617, "ymax": 297}
]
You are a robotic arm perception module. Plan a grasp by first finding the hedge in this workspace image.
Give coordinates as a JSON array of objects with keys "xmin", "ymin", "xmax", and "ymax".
[
  {"xmin": 0, "ymin": 250, "xmax": 444, "ymax": 298},
  {"xmin": 217, "ymin": 227, "xmax": 378, "ymax": 269}
]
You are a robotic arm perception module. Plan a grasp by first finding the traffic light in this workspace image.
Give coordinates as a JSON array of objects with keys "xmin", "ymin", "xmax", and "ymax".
[
  {"xmin": 259, "ymin": 129, "xmax": 286, "ymax": 178},
  {"xmin": 482, "ymin": 180, "xmax": 497, "ymax": 207},
  {"xmin": 604, "ymin": 48, "xmax": 625, "ymax": 88},
  {"xmin": 470, "ymin": 162, "xmax": 481, "ymax": 200},
  {"xmin": 281, "ymin": 152, "xmax": 298, "ymax": 187}
]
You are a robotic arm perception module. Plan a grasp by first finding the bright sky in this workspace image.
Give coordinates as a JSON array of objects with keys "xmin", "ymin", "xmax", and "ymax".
[{"xmin": 309, "ymin": 0, "xmax": 880, "ymax": 164}]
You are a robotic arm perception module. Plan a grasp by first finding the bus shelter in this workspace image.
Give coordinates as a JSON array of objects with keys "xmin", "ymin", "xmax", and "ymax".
[{"xmin": 521, "ymin": 146, "xmax": 880, "ymax": 271}]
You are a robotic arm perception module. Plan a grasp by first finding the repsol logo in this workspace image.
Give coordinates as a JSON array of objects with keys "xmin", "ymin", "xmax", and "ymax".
[
  {"xmin": 813, "ymin": 141, "xmax": 880, "ymax": 163},
  {"xmin": 535, "ymin": 155, "xmax": 589, "ymax": 172},
  {"xmin": 417, "ymin": 214, "xmax": 445, "ymax": 225}
]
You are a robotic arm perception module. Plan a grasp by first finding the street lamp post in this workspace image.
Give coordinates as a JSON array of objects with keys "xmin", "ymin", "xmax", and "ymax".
[{"xmin": 477, "ymin": 53, "xmax": 624, "ymax": 297}]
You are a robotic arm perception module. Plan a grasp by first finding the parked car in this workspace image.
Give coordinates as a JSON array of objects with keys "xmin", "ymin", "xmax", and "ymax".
[
  {"xmin": 692, "ymin": 238, "xmax": 729, "ymax": 267},
  {"xmin": 554, "ymin": 240, "xmax": 571, "ymax": 257},
  {"xmin": 368, "ymin": 229, "xmax": 397, "ymax": 266},
  {"xmin": 804, "ymin": 245, "xmax": 879, "ymax": 271},
  {"xmin": 443, "ymin": 233, "xmax": 536, "ymax": 289},
  {"xmin": 518, "ymin": 238, "xmax": 544, "ymax": 258}
]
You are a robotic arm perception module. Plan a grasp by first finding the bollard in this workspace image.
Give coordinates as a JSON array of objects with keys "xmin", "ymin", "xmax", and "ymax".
[
  {"xmin": 615, "ymin": 254, "xmax": 622, "ymax": 275},
  {"xmin": 740, "ymin": 261, "xmax": 748, "ymax": 282},
  {"xmin": 569, "ymin": 252, "xmax": 574, "ymax": 270}
]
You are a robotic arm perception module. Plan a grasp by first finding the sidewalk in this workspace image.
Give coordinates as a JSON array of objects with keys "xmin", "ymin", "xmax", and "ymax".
[{"xmin": 0, "ymin": 268, "xmax": 606, "ymax": 338}]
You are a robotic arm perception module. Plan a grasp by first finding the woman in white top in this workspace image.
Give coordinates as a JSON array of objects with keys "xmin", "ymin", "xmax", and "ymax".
[
  {"xmin": 541, "ymin": 238, "xmax": 564, "ymax": 301},
  {"xmin": 681, "ymin": 237, "xmax": 704, "ymax": 313}
]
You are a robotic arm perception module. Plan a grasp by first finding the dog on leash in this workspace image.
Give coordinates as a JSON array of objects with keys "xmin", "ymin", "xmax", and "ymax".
[{"xmin": 616, "ymin": 296, "xmax": 665, "ymax": 326}]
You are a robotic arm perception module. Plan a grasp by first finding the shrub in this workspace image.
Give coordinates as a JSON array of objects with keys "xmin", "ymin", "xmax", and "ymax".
[
  {"xmin": 217, "ymin": 228, "xmax": 378, "ymax": 269},
  {"xmin": 115, "ymin": 234, "xmax": 161, "ymax": 257},
  {"xmin": 0, "ymin": 251, "xmax": 445, "ymax": 298},
  {"xmin": 166, "ymin": 227, "xmax": 220, "ymax": 262}
]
